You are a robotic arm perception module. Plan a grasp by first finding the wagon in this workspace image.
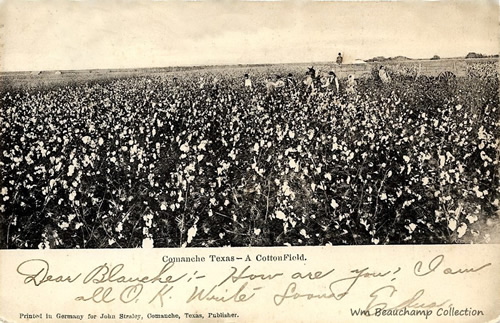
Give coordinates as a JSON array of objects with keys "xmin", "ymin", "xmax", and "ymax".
[{"xmin": 332, "ymin": 57, "xmax": 497, "ymax": 80}]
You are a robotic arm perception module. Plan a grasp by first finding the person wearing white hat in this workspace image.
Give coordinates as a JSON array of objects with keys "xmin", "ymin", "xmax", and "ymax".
[{"xmin": 244, "ymin": 74, "xmax": 252, "ymax": 89}]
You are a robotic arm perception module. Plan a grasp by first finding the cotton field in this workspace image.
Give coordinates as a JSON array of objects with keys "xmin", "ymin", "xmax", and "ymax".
[{"xmin": 0, "ymin": 63, "xmax": 498, "ymax": 248}]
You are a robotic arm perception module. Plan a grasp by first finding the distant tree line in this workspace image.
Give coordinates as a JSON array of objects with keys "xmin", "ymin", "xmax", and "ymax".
[{"xmin": 465, "ymin": 52, "xmax": 499, "ymax": 59}]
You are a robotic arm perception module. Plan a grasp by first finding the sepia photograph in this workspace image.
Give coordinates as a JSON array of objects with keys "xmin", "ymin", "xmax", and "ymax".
[{"xmin": 0, "ymin": 0, "xmax": 498, "ymax": 249}]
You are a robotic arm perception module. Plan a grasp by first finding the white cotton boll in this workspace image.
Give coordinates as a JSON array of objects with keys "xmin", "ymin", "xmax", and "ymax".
[
  {"xmin": 98, "ymin": 137, "xmax": 104, "ymax": 146},
  {"xmin": 422, "ymin": 177, "xmax": 429, "ymax": 185},
  {"xmin": 466, "ymin": 214, "xmax": 478, "ymax": 224},
  {"xmin": 275, "ymin": 210, "xmax": 286, "ymax": 220},
  {"xmin": 289, "ymin": 131, "xmax": 295, "ymax": 139},
  {"xmin": 289, "ymin": 158, "xmax": 299, "ymax": 172},
  {"xmin": 473, "ymin": 186, "xmax": 483, "ymax": 198},
  {"xmin": 477, "ymin": 126, "xmax": 487, "ymax": 140},
  {"xmin": 198, "ymin": 140, "xmax": 208, "ymax": 151},
  {"xmin": 457, "ymin": 223, "xmax": 467, "ymax": 238},
  {"xmin": 180, "ymin": 143, "xmax": 190, "ymax": 153},
  {"xmin": 331, "ymin": 199, "xmax": 339, "ymax": 209},
  {"xmin": 448, "ymin": 218, "xmax": 457, "ymax": 231},
  {"xmin": 439, "ymin": 155, "xmax": 446, "ymax": 168},
  {"xmin": 82, "ymin": 136, "xmax": 91, "ymax": 144},
  {"xmin": 160, "ymin": 202, "xmax": 167, "ymax": 211},
  {"xmin": 69, "ymin": 191, "xmax": 76, "ymax": 201},
  {"xmin": 254, "ymin": 228, "xmax": 261, "ymax": 236},
  {"xmin": 403, "ymin": 156, "xmax": 410, "ymax": 163},
  {"xmin": 380, "ymin": 193, "xmax": 387, "ymax": 201},
  {"xmin": 187, "ymin": 225, "xmax": 197, "ymax": 244},
  {"xmin": 281, "ymin": 182, "xmax": 294, "ymax": 198},
  {"xmin": 480, "ymin": 151, "xmax": 492, "ymax": 162},
  {"xmin": 67, "ymin": 165, "xmax": 75, "ymax": 177}
]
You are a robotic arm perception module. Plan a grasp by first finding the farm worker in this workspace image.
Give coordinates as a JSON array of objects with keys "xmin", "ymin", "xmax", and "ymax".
[
  {"xmin": 212, "ymin": 76, "xmax": 219, "ymax": 89},
  {"xmin": 304, "ymin": 72, "xmax": 314, "ymax": 91},
  {"xmin": 265, "ymin": 78, "xmax": 275, "ymax": 94},
  {"xmin": 336, "ymin": 53, "xmax": 343, "ymax": 65},
  {"xmin": 323, "ymin": 70, "xmax": 340, "ymax": 93},
  {"xmin": 346, "ymin": 74, "xmax": 357, "ymax": 95},
  {"xmin": 274, "ymin": 75, "xmax": 285, "ymax": 88},
  {"xmin": 286, "ymin": 73, "xmax": 296, "ymax": 87},
  {"xmin": 244, "ymin": 74, "xmax": 252, "ymax": 89},
  {"xmin": 320, "ymin": 74, "xmax": 328, "ymax": 87},
  {"xmin": 308, "ymin": 66, "xmax": 316, "ymax": 79},
  {"xmin": 378, "ymin": 66, "xmax": 391, "ymax": 84}
]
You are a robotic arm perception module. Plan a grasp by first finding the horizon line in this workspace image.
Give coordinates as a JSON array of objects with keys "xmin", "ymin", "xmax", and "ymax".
[{"xmin": 1, "ymin": 55, "xmax": 498, "ymax": 74}]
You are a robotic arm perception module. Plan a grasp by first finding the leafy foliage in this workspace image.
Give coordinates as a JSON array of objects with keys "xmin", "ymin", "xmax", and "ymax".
[{"xmin": 0, "ymin": 65, "xmax": 499, "ymax": 248}]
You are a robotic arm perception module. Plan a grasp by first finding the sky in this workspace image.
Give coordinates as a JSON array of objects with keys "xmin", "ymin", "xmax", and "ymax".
[{"xmin": 0, "ymin": 0, "xmax": 498, "ymax": 72}]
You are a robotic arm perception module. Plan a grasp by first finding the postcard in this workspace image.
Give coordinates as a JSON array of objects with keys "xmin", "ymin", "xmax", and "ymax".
[{"xmin": 0, "ymin": 0, "xmax": 499, "ymax": 322}]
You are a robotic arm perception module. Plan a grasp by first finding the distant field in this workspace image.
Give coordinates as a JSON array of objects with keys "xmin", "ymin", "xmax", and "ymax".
[{"xmin": 0, "ymin": 57, "xmax": 497, "ymax": 92}]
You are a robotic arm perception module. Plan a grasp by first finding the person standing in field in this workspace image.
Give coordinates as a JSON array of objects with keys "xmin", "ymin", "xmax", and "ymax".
[
  {"xmin": 212, "ymin": 76, "xmax": 219, "ymax": 89},
  {"xmin": 378, "ymin": 66, "xmax": 391, "ymax": 84},
  {"xmin": 274, "ymin": 75, "xmax": 285, "ymax": 88},
  {"xmin": 303, "ymin": 71, "xmax": 316, "ymax": 102},
  {"xmin": 308, "ymin": 67, "xmax": 316, "ymax": 79},
  {"xmin": 286, "ymin": 73, "xmax": 296, "ymax": 88},
  {"xmin": 323, "ymin": 70, "xmax": 340, "ymax": 93},
  {"xmin": 346, "ymin": 74, "xmax": 357, "ymax": 95},
  {"xmin": 304, "ymin": 71, "xmax": 315, "ymax": 91},
  {"xmin": 265, "ymin": 77, "xmax": 275, "ymax": 94},
  {"xmin": 244, "ymin": 74, "xmax": 252, "ymax": 89},
  {"xmin": 336, "ymin": 53, "xmax": 343, "ymax": 65}
]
